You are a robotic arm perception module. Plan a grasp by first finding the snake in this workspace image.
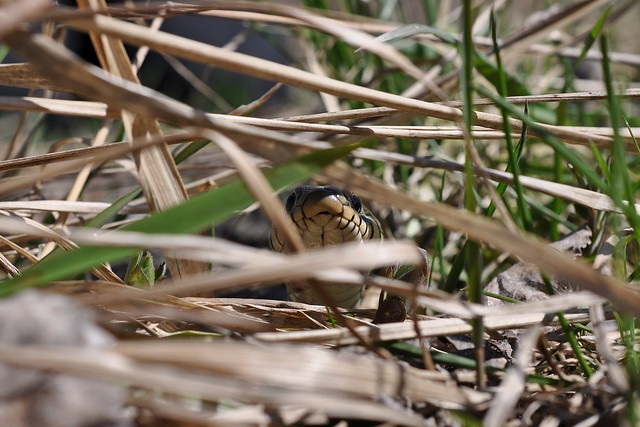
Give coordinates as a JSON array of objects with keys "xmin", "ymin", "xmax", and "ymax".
[{"xmin": 269, "ymin": 185, "xmax": 383, "ymax": 307}]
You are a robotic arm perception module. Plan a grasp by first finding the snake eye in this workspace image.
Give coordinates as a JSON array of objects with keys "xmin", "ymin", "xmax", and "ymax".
[
  {"xmin": 349, "ymin": 193, "xmax": 363, "ymax": 212},
  {"xmin": 285, "ymin": 191, "xmax": 297, "ymax": 212}
]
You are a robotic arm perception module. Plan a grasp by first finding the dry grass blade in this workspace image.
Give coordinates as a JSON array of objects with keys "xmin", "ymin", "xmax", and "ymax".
[
  {"xmin": 589, "ymin": 303, "xmax": 629, "ymax": 393},
  {"xmin": 91, "ymin": 240, "xmax": 421, "ymax": 304},
  {"xmin": 0, "ymin": 2, "xmax": 638, "ymax": 425},
  {"xmin": 0, "ymin": 95, "xmax": 115, "ymax": 118},
  {"xmin": 483, "ymin": 326, "xmax": 542, "ymax": 426},
  {"xmin": 75, "ymin": 0, "xmax": 188, "ymax": 209},
  {"xmin": 204, "ymin": 129, "xmax": 305, "ymax": 254},
  {"xmin": 279, "ymin": 5, "xmax": 449, "ymax": 101},
  {"xmin": 444, "ymin": 88, "xmax": 640, "ymax": 107},
  {"xmin": 355, "ymin": 149, "xmax": 640, "ymax": 213},
  {"xmin": 0, "ymin": 63, "xmax": 80, "ymax": 92},
  {"xmin": 0, "ymin": 215, "xmax": 122, "ymax": 283},
  {"xmin": 3, "ymin": 95, "xmax": 640, "ymax": 156},
  {"xmin": 0, "ymin": 343, "xmax": 444, "ymax": 425},
  {"xmin": 39, "ymin": 120, "xmax": 112, "ymax": 258},
  {"xmin": 0, "ymin": 200, "xmax": 112, "ymax": 213},
  {"xmin": 256, "ymin": 309, "xmax": 592, "ymax": 345},
  {"xmin": 0, "ymin": 131, "xmax": 194, "ymax": 174},
  {"xmin": 2, "ymin": 34, "xmax": 335, "ymax": 167},
  {"xmin": 499, "ymin": 0, "xmax": 609, "ymax": 52},
  {"xmin": 115, "ymin": 340, "xmax": 491, "ymax": 406},
  {"xmin": 321, "ymin": 164, "xmax": 640, "ymax": 316},
  {"xmin": 75, "ymin": 0, "xmax": 205, "ymax": 279},
  {"xmin": 0, "ymin": 131, "xmax": 196, "ymax": 196},
  {"xmin": 1, "ymin": 95, "xmax": 639, "ymax": 148},
  {"xmin": 60, "ymin": 12, "xmax": 613, "ymax": 148},
  {"xmin": 197, "ymin": 2, "xmax": 640, "ymax": 66},
  {"xmin": 0, "ymin": 217, "xmax": 276, "ymax": 266},
  {"xmin": 0, "ymin": 0, "xmax": 52, "ymax": 39},
  {"xmin": 0, "ymin": 234, "xmax": 39, "ymax": 266},
  {"xmin": 530, "ymin": 42, "xmax": 640, "ymax": 67},
  {"xmin": 0, "ymin": 250, "xmax": 19, "ymax": 277}
]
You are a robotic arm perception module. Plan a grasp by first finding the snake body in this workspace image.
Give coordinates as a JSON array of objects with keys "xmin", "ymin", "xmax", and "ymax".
[{"xmin": 270, "ymin": 185, "xmax": 382, "ymax": 306}]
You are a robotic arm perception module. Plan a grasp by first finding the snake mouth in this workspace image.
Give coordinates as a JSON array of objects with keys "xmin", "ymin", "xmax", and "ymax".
[{"xmin": 290, "ymin": 193, "xmax": 349, "ymax": 222}]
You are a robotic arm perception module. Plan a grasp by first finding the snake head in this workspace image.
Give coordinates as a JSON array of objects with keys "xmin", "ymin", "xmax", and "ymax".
[
  {"xmin": 270, "ymin": 185, "xmax": 382, "ymax": 253},
  {"xmin": 269, "ymin": 185, "xmax": 387, "ymax": 308}
]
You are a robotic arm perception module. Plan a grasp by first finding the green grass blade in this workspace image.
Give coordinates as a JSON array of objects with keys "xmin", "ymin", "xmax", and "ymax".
[
  {"xmin": 31, "ymin": 137, "xmax": 208, "ymax": 274},
  {"xmin": 460, "ymin": 0, "xmax": 485, "ymax": 389},
  {"xmin": 389, "ymin": 342, "xmax": 566, "ymax": 387},
  {"xmin": 540, "ymin": 275, "xmax": 594, "ymax": 378},
  {"xmin": 433, "ymin": 172, "xmax": 447, "ymax": 289},
  {"xmin": 486, "ymin": 11, "xmax": 531, "ymax": 230},
  {"xmin": 474, "ymin": 52, "xmax": 530, "ymax": 97},
  {"xmin": 442, "ymin": 244, "xmax": 466, "ymax": 293},
  {"xmin": 575, "ymin": 6, "xmax": 611, "ymax": 67},
  {"xmin": 89, "ymin": 187, "xmax": 144, "ymax": 228},
  {"xmin": 368, "ymin": 23, "xmax": 459, "ymax": 47},
  {"xmin": 476, "ymin": 86, "xmax": 609, "ymax": 192},
  {"xmin": 0, "ymin": 44, "xmax": 10, "ymax": 62},
  {"xmin": 173, "ymin": 138, "xmax": 211, "ymax": 164},
  {"xmin": 600, "ymin": 31, "xmax": 640, "ymax": 424},
  {"xmin": 600, "ymin": 33, "xmax": 640, "ymax": 239},
  {"xmin": 0, "ymin": 143, "xmax": 360, "ymax": 295},
  {"xmin": 590, "ymin": 142, "xmax": 612, "ymax": 183},
  {"xmin": 422, "ymin": 0, "xmax": 438, "ymax": 25},
  {"xmin": 623, "ymin": 115, "xmax": 640, "ymax": 153}
]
